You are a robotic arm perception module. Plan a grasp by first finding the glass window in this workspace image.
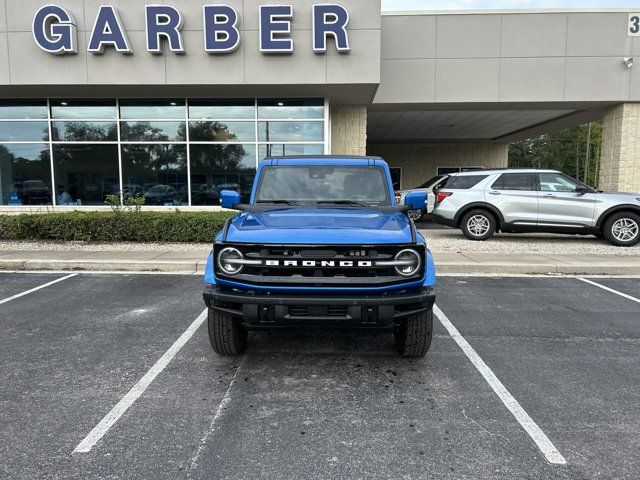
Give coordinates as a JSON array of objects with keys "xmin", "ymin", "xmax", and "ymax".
[
  {"xmin": 259, "ymin": 144, "xmax": 324, "ymax": 159},
  {"xmin": 121, "ymin": 121, "xmax": 186, "ymax": 142},
  {"xmin": 0, "ymin": 122, "xmax": 49, "ymax": 142},
  {"xmin": 51, "ymin": 100, "xmax": 116, "ymax": 119},
  {"xmin": 0, "ymin": 144, "xmax": 52, "ymax": 205},
  {"xmin": 0, "ymin": 102, "xmax": 48, "ymax": 119},
  {"xmin": 491, "ymin": 173, "xmax": 533, "ymax": 191},
  {"xmin": 120, "ymin": 100, "xmax": 185, "ymax": 120},
  {"xmin": 256, "ymin": 165, "xmax": 390, "ymax": 205},
  {"xmin": 442, "ymin": 175, "xmax": 489, "ymax": 190},
  {"xmin": 190, "ymin": 144, "xmax": 256, "ymax": 205},
  {"xmin": 258, "ymin": 99, "xmax": 324, "ymax": 119},
  {"xmin": 53, "ymin": 145, "xmax": 119, "ymax": 206},
  {"xmin": 539, "ymin": 173, "xmax": 581, "ymax": 192},
  {"xmin": 258, "ymin": 122, "xmax": 324, "ymax": 142},
  {"xmin": 189, "ymin": 100, "xmax": 254, "ymax": 120},
  {"xmin": 121, "ymin": 144, "xmax": 188, "ymax": 206},
  {"xmin": 189, "ymin": 121, "xmax": 255, "ymax": 142},
  {"xmin": 52, "ymin": 122, "xmax": 117, "ymax": 142}
]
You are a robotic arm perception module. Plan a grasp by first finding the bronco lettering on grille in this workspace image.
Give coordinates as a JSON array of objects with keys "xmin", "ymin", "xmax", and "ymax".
[{"xmin": 264, "ymin": 260, "xmax": 373, "ymax": 268}]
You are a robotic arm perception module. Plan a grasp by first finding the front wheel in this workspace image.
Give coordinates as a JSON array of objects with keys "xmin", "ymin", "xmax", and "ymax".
[
  {"xmin": 208, "ymin": 308, "xmax": 248, "ymax": 355},
  {"xmin": 394, "ymin": 309, "xmax": 433, "ymax": 358},
  {"xmin": 460, "ymin": 209, "xmax": 496, "ymax": 241},
  {"xmin": 603, "ymin": 212, "xmax": 640, "ymax": 247}
]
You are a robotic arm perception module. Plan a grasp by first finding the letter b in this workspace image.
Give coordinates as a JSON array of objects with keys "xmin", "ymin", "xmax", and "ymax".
[{"xmin": 203, "ymin": 5, "xmax": 240, "ymax": 53}]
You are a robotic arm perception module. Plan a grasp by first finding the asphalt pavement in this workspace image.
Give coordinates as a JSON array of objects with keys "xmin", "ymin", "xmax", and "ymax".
[{"xmin": 0, "ymin": 272, "xmax": 639, "ymax": 479}]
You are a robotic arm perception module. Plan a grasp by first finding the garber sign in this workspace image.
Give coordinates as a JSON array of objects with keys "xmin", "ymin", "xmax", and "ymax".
[{"xmin": 32, "ymin": 4, "xmax": 351, "ymax": 55}]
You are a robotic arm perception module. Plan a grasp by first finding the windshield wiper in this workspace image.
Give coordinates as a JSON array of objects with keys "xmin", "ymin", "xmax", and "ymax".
[
  {"xmin": 316, "ymin": 200, "xmax": 370, "ymax": 207},
  {"xmin": 256, "ymin": 200, "xmax": 300, "ymax": 206}
]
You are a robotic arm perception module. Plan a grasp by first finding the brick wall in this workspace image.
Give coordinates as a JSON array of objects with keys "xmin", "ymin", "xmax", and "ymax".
[
  {"xmin": 330, "ymin": 105, "xmax": 367, "ymax": 156},
  {"xmin": 367, "ymin": 143, "xmax": 509, "ymax": 189},
  {"xmin": 600, "ymin": 103, "xmax": 640, "ymax": 193}
]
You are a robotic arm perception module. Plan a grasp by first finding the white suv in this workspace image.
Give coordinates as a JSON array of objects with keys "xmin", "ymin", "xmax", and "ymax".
[{"xmin": 432, "ymin": 169, "xmax": 640, "ymax": 247}]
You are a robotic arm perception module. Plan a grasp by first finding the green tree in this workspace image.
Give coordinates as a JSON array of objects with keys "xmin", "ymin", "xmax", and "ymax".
[{"xmin": 509, "ymin": 121, "xmax": 603, "ymax": 188}]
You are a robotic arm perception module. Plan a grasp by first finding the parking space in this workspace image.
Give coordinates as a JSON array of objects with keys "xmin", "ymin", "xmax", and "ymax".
[{"xmin": 0, "ymin": 272, "xmax": 638, "ymax": 479}]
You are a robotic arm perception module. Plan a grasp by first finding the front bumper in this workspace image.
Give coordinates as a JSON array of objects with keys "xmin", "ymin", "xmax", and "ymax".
[{"xmin": 203, "ymin": 286, "xmax": 435, "ymax": 329}]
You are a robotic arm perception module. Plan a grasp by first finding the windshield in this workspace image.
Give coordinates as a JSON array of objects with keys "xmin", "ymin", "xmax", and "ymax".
[{"xmin": 255, "ymin": 165, "xmax": 391, "ymax": 205}]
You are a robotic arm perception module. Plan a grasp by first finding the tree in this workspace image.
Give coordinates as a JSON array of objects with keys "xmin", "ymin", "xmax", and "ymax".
[{"xmin": 509, "ymin": 121, "xmax": 603, "ymax": 187}]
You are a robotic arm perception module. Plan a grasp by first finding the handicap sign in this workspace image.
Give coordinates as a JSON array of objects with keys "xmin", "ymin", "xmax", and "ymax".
[{"xmin": 8, "ymin": 191, "xmax": 22, "ymax": 205}]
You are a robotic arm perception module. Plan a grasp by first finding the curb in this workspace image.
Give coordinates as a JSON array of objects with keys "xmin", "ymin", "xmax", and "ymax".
[{"xmin": 1, "ymin": 259, "xmax": 638, "ymax": 276}]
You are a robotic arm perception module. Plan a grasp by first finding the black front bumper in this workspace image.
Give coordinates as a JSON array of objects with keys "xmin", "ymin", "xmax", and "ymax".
[{"xmin": 203, "ymin": 286, "xmax": 435, "ymax": 329}]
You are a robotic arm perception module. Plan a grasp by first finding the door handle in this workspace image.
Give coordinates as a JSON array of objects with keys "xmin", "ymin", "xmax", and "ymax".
[
  {"xmin": 544, "ymin": 193, "xmax": 556, "ymax": 198},
  {"xmin": 489, "ymin": 191, "xmax": 501, "ymax": 195}
]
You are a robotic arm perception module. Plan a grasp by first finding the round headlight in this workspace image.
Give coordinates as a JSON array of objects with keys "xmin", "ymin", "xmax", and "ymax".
[
  {"xmin": 217, "ymin": 247, "xmax": 244, "ymax": 275},
  {"xmin": 394, "ymin": 249, "xmax": 421, "ymax": 277}
]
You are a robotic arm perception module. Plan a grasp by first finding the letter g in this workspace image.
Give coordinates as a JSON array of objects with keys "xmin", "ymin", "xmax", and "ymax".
[{"xmin": 33, "ymin": 5, "xmax": 78, "ymax": 54}]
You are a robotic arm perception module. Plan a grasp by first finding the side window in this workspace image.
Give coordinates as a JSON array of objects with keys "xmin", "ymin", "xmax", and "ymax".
[
  {"xmin": 538, "ymin": 173, "xmax": 579, "ymax": 193},
  {"xmin": 442, "ymin": 175, "xmax": 489, "ymax": 189},
  {"xmin": 491, "ymin": 173, "xmax": 533, "ymax": 191}
]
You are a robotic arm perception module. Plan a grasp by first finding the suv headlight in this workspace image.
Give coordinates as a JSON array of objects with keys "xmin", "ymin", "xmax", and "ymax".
[
  {"xmin": 217, "ymin": 247, "xmax": 244, "ymax": 275},
  {"xmin": 394, "ymin": 249, "xmax": 421, "ymax": 277}
]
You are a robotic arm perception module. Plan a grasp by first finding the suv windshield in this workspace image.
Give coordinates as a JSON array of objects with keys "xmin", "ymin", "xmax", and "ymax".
[{"xmin": 255, "ymin": 165, "xmax": 391, "ymax": 205}]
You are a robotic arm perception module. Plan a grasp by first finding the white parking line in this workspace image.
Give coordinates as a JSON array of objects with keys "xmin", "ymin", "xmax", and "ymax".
[
  {"xmin": 0, "ymin": 274, "xmax": 77, "ymax": 305},
  {"xmin": 74, "ymin": 308, "xmax": 208, "ymax": 453},
  {"xmin": 433, "ymin": 304, "xmax": 567, "ymax": 465},
  {"xmin": 578, "ymin": 278, "xmax": 640, "ymax": 304}
]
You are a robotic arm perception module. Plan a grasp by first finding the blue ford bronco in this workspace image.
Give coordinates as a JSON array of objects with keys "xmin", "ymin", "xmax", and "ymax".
[{"xmin": 203, "ymin": 156, "xmax": 436, "ymax": 357}]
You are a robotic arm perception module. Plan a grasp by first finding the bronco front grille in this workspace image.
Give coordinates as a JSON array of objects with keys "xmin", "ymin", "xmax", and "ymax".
[{"xmin": 214, "ymin": 244, "xmax": 425, "ymax": 287}]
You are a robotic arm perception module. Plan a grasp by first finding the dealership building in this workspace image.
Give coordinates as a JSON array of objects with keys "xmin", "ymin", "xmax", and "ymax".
[{"xmin": 1, "ymin": 1, "xmax": 639, "ymax": 209}]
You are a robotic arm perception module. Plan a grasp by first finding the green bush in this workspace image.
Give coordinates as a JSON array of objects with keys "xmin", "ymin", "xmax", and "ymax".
[{"xmin": 0, "ymin": 211, "xmax": 236, "ymax": 243}]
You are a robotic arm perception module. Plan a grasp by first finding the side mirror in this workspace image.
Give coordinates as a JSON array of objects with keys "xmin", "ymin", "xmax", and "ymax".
[
  {"xmin": 220, "ymin": 190, "xmax": 241, "ymax": 209},
  {"xmin": 575, "ymin": 186, "xmax": 590, "ymax": 195},
  {"xmin": 404, "ymin": 190, "xmax": 427, "ymax": 210}
]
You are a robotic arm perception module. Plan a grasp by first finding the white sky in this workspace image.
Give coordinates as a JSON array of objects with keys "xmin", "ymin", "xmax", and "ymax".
[{"xmin": 381, "ymin": 0, "xmax": 640, "ymax": 10}]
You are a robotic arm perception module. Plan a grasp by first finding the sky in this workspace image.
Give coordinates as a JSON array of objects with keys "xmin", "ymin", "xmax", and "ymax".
[{"xmin": 381, "ymin": 0, "xmax": 640, "ymax": 10}]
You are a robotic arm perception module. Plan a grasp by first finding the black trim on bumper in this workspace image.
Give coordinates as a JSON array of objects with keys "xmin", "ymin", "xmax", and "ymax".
[
  {"xmin": 203, "ymin": 286, "xmax": 435, "ymax": 329},
  {"xmin": 431, "ymin": 214, "xmax": 457, "ymax": 228}
]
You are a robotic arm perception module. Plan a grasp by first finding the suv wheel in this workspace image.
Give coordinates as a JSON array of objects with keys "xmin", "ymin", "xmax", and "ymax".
[
  {"xmin": 208, "ymin": 307, "xmax": 248, "ymax": 355},
  {"xmin": 394, "ymin": 309, "xmax": 433, "ymax": 358},
  {"xmin": 407, "ymin": 209, "xmax": 424, "ymax": 222},
  {"xmin": 603, "ymin": 212, "xmax": 640, "ymax": 247},
  {"xmin": 460, "ymin": 209, "xmax": 496, "ymax": 241}
]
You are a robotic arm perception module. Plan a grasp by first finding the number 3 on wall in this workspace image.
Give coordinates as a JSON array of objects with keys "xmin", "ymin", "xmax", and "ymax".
[{"xmin": 629, "ymin": 14, "xmax": 640, "ymax": 36}]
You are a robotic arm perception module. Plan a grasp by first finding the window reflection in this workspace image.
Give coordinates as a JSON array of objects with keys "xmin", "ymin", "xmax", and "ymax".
[
  {"xmin": 259, "ymin": 144, "xmax": 324, "ymax": 159},
  {"xmin": 121, "ymin": 122, "xmax": 186, "ymax": 142},
  {"xmin": 258, "ymin": 122, "xmax": 324, "ymax": 142},
  {"xmin": 0, "ymin": 122, "xmax": 49, "ymax": 142},
  {"xmin": 121, "ymin": 144, "xmax": 188, "ymax": 206},
  {"xmin": 0, "ymin": 101, "xmax": 48, "ymax": 119},
  {"xmin": 189, "ymin": 121, "xmax": 255, "ymax": 142},
  {"xmin": 52, "ymin": 122, "xmax": 117, "ymax": 142},
  {"xmin": 189, "ymin": 100, "xmax": 254, "ymax": 120},
  {"xmin": 0, "ymin": 144, "xmax": 52, "ymax": 205},
  {"xmin": 190, "ymin": 144, "xmax": 256, "ymax": 205},
  {"xmin": 120, "ymin": 100, "xmax": 185, "ymax": 120},
  {"xmin": 53, "ymin": 145, "xmax": 119, "ymax": 206},
  {"xmin": 51, "ymin": 100, "xmax": 116, "ymax": 120},
  {"xmin": 258, "ymin": 99, "xmax": 324, "ymax": 119}
]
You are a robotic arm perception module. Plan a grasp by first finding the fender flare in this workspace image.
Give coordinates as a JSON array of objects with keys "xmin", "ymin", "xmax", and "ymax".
[
  {"xmin": 596, "ymin": 204, "xmax": 640, "ymax": 228},
  {"xmin": 453, "ymin": 202, "xmax": 505, "ymax": 227}
]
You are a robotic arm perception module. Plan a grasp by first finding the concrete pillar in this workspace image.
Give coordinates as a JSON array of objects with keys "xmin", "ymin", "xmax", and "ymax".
[
  {"xmin": 330, "ymin": 105, "xmax": 367, "ymax": 156},
  {"xmin": 600, "ymin": 103, "xmax": 640, "ymax": 193}
]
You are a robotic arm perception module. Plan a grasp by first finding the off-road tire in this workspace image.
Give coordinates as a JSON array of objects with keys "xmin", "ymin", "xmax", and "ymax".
[
  {"xmin": 394, "ymin": 309, "xmax": 433, "ymax": 357},
  {"xmin": 460, "ymin": 209, "xmax": 497, "ymax": 241},
  {"xmin": 208, "ymin": 307, "xmax": 247, "ymax": 355},
  {"xmin": 602, "ymin": 211, "xmax": 640, "ymax": 247}
]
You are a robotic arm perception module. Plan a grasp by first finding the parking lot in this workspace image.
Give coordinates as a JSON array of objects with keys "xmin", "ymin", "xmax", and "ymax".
[{"xmin": 0, "ymin": 272, "xmax": 639, "ymax": 479}]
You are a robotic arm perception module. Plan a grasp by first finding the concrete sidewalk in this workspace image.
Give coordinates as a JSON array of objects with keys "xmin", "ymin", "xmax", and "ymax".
[{"xmin": 0, "ymin": 248, "xmax": 638, "ymax": 275}]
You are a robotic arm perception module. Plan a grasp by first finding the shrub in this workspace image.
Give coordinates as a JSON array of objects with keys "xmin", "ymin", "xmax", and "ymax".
[{"xmin": 0, "ymin": 211, "xmax": 236, "ymax": 243}]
